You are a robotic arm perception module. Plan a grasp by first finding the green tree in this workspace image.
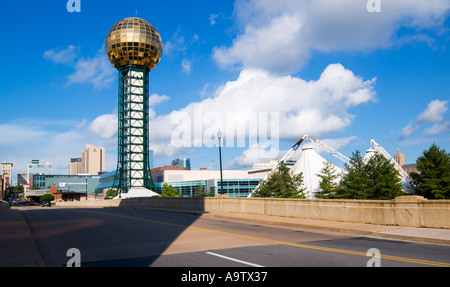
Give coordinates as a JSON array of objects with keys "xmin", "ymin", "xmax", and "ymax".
[
  {"xmin": 410, "ymin": 144, "xmax": 450, "ymax": 199},
  {"xmin": 161, "ymin": 183, "xmax": 181, "ymax": 197},
  {"xmin": 334, "ymin": 151, "xmax": 403, "ymax": 200},
  {"xmin": 253, "ymin": 161, "xmax": 305, "ymax": 198},
  {"xmin": 365, "ymin": 153, "xmax": 404, "ymax": 200},
  {"xmin": 105, "ymin": 189, "xmax": 117, "ymax": 199},
  {"xmin": 334, "ymin": 151, "xmax": 368, "ymax": 199},
  {"xmin": 194, "ymin": 185, "xmax": 215, "ymax": 197},
  {"xmin": 316, "ymin": 161, "xmax": 341, "ymax": 198}
]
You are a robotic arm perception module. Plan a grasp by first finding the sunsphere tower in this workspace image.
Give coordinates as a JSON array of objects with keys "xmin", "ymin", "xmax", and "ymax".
[{"xmin": 105, "ymin": 17, "xmax": 163, "ymax": 198}]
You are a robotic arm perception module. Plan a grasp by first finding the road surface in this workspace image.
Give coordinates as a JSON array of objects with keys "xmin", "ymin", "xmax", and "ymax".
[{"xmin": 18, "ymin": 206, "xmax": 450, "ymax": 268}]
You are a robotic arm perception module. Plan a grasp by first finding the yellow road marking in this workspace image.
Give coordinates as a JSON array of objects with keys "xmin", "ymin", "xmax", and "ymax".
[{"xmin": 78, "ymin": 209, "xmax": 450, "ymax": 267}]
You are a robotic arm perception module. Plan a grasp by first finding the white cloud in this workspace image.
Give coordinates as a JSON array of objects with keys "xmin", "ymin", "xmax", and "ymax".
[
  {"xmin": 88, "ymin": 113, "xmax": 118, "ymax": 139},
  {"xmin": 214, "ymin": 0, "xmax": 450, "ymax": 73},
  {"xmin": 44, "ymin": 45, "xmax": 116, "ymax": 89},
  {"xmin": 400, "ymin": 99, "xmax": 449, "ymax": 139},
  {"xmin": 425, "ymin": 120, "xmax": 450, "ymax": 135},
  {"xmin": 149, "ymin": 63, "xmax": 375, "ymax": 157},
  {"xmin": 417, "ymin": 99, "xmax": 448, "ymax": 123},
  {"xmin": 149, "ymin": 94, "xmax": 170, "ymax": 106},
  {"xmin": 209, "ymin": 14, "xmax": 220, "ymax": 25},
  {"xmin": 400, "ymin": 122, "xmax": 419, "ymax": 139},
  {"xmin": 44, "ymin": 45, "xmax": 79, "ymax": 64},
  {"xmin": 67, "ymin": 48, "xmax": 116, "ymax": 89},
  {"xmin": 225, "ymin": 142, "xmax": 282, "ymax": 169},
  {"xmin": 164, "ymin": 28, "xmax": 186, "ymax": 56},
  {"xmin": 181, "ymin": 59, "xmax": 192, "ymax": 74}
]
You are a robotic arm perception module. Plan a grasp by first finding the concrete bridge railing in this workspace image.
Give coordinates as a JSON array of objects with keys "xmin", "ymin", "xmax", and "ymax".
[{"xmin": 56, "ymin": 195, "xmax": 450, "ymax": 229}]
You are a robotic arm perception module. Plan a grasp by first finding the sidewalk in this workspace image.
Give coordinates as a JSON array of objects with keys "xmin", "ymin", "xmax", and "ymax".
[{"xmin": 0, "ymin": 207, "xmax": 44, "ymax": 267}]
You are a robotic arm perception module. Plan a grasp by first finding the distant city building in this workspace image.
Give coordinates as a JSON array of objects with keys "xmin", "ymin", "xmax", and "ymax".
[
  {"xmin": 393, "ymin": 148, "xmax": 418, "ymax": 174},
  {"xmin": 17, "ymin": 173, "xmax": 28, "ymax": 186},
  {"xmin": 1, "ymin": 161, "xmax": 13, "ymax": 188},
  {"xmin": 394, "ymin": 149, "xmax": 406, "ymax": 167},
  {"xmin": 172, "ymin": 158, "xmax": 191, "ymax": 170},
  {"xmin": 151, "ymin": 168, "xmax": 262, "ymax": 197},
  {"xmin": 29, "ymin": 174, "xmax": 101, "ymax": 196},
  {"xmin": 81, "ymin": 144, "xmax": 105, "ymax": 175},
  {"xmin": 94, "ymin": 165, "xmax": 265, "ymax": 198},
  {"xmin": 27, "ymin": 160, "xmax": 53, "ymax": 183},
  {"xmin": 69, "ymin": 158, "xmax": 83, "ymax": 175}
]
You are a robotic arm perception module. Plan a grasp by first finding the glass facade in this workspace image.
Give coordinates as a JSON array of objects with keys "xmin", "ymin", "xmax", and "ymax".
[
  {"xmin": 171, "ymin": 158, "xmax": 191, "ymax": 170},
  {"xmin": 217, "ymin": 179, "xmax": 261, "ymax": 197},
  {"xmin": 33, "ymin": 175, "xmax": 101, "ymax": 195},
  {"xmin": 27, "ymin": 161, "xmax": 53, "ymax": 182},
  {"xmin": 32, "ymin": 174, "xmax": 47, "ymax": 189},
  {"xmin": 154, "ymin": 178, "xmax": 261, "ymax": 198},
  {"xmin": 154, "ymin": 180, "xmax": 207, "ymax": 197}
]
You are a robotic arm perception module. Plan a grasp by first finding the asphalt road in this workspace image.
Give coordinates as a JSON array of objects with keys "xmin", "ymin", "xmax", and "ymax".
[{"xmin": 19, "ymin": 206, "xmax": 450, "ymax": 268}]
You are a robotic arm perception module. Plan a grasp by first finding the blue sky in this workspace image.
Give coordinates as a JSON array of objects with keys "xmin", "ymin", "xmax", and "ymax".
[{"xmin": 0, "ymin": 0, "xmax": 449, "ymax": 183}]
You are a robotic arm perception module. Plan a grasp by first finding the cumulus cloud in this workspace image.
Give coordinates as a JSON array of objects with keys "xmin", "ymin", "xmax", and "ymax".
[
  {"xmin": 88, "ymin": 113, "xmax": 118, "ymax": 139},
  {"xmin": 417, "ymin": 99, "xmax": 448, "ymax": 123},
  {"xmin": 149, "ymin": 94, "xmax": 170, "ymax": 106},
  {"xmin": 426, "ymin": 120, "xmax": 450, "ymax": 135},
  {"xmin": 44, "ymin": 45, "xmax": 79, "ymax": 64},
  {"xmin": 44, "ymin": 45, "xmax": 116, "ymax": 89},
  {"xmin": 149, "ymin": 63, "xmax": 375, "ymax": 158},
  {"xmin": 67, "ymin": 48, "xmax": 116, "ymax": 89},
  {"xmin": 225, "ymin": 142, "xmax": 283, "ymax": 169},
  {"xmin": 400, "ymin": 99, "xmax": 449, "ymax": 139},
  {"xmin": 399, "ymin": 122, "xmax": 419, "ymax": 139},
  {"xmin": 213, "ymin": 0, "xmax": 450, "ymax": 73}
]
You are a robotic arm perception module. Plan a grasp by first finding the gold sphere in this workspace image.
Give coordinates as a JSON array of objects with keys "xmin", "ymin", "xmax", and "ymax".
[{"xmin": 105, "ymin": 17, "xmax": 163, "ymax": 71}]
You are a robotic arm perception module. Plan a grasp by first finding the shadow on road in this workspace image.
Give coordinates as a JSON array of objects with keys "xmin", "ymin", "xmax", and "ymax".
[{"xmin": 17, "ymin": 198, "xmax": 207, "ymax": 267}]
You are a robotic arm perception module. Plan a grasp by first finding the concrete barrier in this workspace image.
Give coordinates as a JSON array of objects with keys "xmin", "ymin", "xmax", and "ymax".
[
  {"xmin": 56, "ymin": 196, "xmax": 450, "ymax": 229},
  {"xmin": 0, "ymin": 200, "xmax": 9, "ymax": 210}
]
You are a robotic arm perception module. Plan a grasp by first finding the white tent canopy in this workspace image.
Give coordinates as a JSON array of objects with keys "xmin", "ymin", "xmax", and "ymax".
[{"xmin": 290, "ymin": 144, "xmax": 344, "ymax": 199}]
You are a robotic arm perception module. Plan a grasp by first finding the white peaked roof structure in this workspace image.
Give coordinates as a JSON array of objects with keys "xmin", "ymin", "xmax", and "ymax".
[
  {"xmin": 364, "ymin": 148, "xmax": 378, "ymax": 162},
  {"xmin": 248, "ymin": 135, "xmax": 349, "ymax": 199},
  {"xmin": 290, "ymin": 144, "xmax": 344, "ymax": 199},
  {"xmin": 248, "ymin": 135, "xmax": 414, "ymax": 198}
]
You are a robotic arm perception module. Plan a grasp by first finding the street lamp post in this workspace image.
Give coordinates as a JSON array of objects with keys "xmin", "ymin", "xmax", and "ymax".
[{"xmin": 217, "ymin": 129, "xmax": 224, "ymax": 195}]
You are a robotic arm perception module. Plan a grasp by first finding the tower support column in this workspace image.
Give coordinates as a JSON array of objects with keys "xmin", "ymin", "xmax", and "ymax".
[{"xmin": 114, "ymin": 65, "xmax": 156, "ymax": 197}]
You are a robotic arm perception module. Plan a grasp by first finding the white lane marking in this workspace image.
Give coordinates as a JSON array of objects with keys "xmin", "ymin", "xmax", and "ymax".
[{"xmin": 206, "ymin": 251, "xmax": 265, "ymax": 267}]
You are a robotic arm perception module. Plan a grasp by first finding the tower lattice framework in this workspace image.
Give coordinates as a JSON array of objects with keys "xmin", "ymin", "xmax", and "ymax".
[{"xmin": 114, "ymin": 65, "xmax": 154, "ymax": 194}]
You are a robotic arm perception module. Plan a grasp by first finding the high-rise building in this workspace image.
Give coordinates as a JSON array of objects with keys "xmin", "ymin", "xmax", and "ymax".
[
  {"xmin": 172, "ymin": 158, "xmax": 191, "ymax": 170},
  {"xmin": 17, "ymin": 173, "xmax": 28, "ymax": 186},
  {"xmin": 69, "ymin": 158, "xmax": 83, "ymax": 175},
  {"xmin": 27, "ymin": 160, "xmax": 53, "ymax": 183},
  {"xmin": 81, "ymin": 145, "xmax": 105, "ymax": 175},
  {"xmin": 1, "ymin": 161, "xmax": 13, "ymax": 188}
]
